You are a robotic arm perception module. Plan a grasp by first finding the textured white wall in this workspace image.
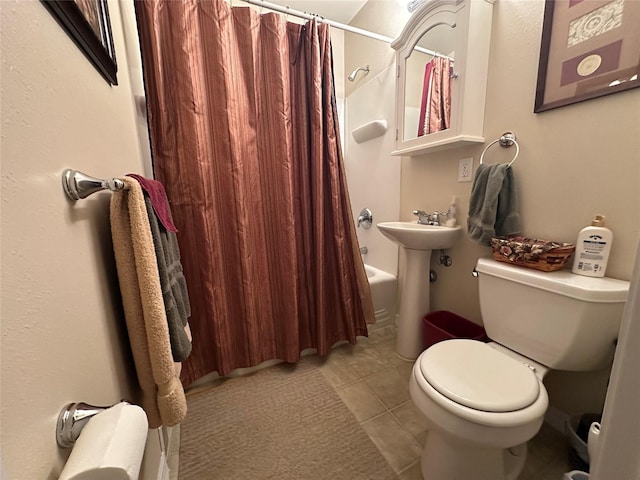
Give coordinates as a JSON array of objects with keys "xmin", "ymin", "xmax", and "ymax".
[{"xmin": 1, "ymin": 0, "xmax": 147, "ymax": 477}]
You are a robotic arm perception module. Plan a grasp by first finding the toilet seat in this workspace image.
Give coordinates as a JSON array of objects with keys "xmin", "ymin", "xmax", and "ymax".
[{"xmin": 418, "ymin": 339, "xmax": 540, "ymax": 412}]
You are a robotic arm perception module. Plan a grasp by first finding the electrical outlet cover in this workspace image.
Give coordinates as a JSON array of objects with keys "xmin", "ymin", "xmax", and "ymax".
[{"xmin": 458, "ymin": 158, "xmax": 473, "ymax": 182}]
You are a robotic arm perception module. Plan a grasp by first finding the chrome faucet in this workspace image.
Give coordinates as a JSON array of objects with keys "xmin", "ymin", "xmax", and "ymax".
[
  {"xmin": 413, "ymin": 210, "xmax": 430, "ymax": 224},
  {"xmin": 413, "ymin": 210, "xmax": 442, "ymax": 226}
]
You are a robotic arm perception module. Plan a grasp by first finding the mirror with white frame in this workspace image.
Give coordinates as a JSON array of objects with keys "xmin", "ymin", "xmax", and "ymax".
[{"xmin": 392, "ymin": 0, "xmax": 495, "ymax": 156}]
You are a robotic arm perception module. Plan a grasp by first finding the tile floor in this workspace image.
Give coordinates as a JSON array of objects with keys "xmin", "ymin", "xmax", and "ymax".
[
  {"xmin": 313, "ymin": 324, "xmax": 573, "ymax": 479},
  {"xmin": 175, "ymin": 324, "xmax": 574, "ymax": 479}
]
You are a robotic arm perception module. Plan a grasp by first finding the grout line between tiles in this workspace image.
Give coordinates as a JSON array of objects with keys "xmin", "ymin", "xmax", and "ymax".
[
  {"xmin": 358, "ymin": 409, "xmax": 392, "ymax": 426},
  {"xmin": 396, "ymin": 459, "xmax": 421, "ymax": 476}
]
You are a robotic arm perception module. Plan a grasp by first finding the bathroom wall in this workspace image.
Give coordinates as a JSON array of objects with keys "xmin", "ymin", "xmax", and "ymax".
[
  {"xmin": 400, "ymin": 0, "xmax": 640, "ymax": 415},
  {"xmin": 342, "ymin": 0, "xmax": 410, "ymax": 275},
  {"xmin": 345, "ymin": 0, "xmax": 411, "ymax": 98},
  {"xmin": 347, "ymin": 0, "xmax": 640, "ymax": 416},
  {"xmin": 345, "ymin": 65, "xmax": 401, "ymax": 275},
  {"xmin": 0, "ymin": 1, "xmax": 149, "ymax": 477}
]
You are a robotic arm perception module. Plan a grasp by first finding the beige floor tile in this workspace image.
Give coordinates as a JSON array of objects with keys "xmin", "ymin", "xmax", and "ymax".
[
  {"xmin": 370, "ymin": 336, "xmax": 396, "ymax": 354},
  {"xmin": 398, "ymin": 460, "xmax": 423, "ymax": 480},
  {"xmin": 335, "ymin": 380, "xmax": 387, "ymax": 423},
  {"xmin": 297, "ymin": 351, "xmax": 331, "ymax": 368},
  {"xmin": 394, "ymin": 361, "xmax": 415, "ymax": 380},
  {"xmin": 371, "ymin": 339, "xmax": 411, "ymax": 366},
  {"xmin": 391, "ymin": 401, "xmax": 429, "ymax": 444},
  {"xmin": 334, "ymin": 339, "xmax": 372, "ymax": 358},
  {"xmin": 341, "ymin": 345, "xmax": 400, "ymax": 378},
  {"xmin": 518, "ymin": 423, "xmax": 571, "ymax": 479},
  {"xmin": 317, "ymin": 353, "xmax": 360, "ymax": 388},
  {"xmin": 529, "ymin": 457, "xmax": 575, "ymax": 480},
  {"xmin": 535, "ymin": 422, "xmax": 569, "ymax": 450},
  {"xmin": 361, "ymin": 413, "xmax": 423, "ymax": 473},
  {"xmin": 355, "ymin": 334, "xmax": 374, "ymax": 348},
  {"xmin": 367, "ymin": 325, "xmax": 397, "ymax": 344},
  {"xmin": 364, "ymin": 368, "xmax": 411, "ymax": 410}
]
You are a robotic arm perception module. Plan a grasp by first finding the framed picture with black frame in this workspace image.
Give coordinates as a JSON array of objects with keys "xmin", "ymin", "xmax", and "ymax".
[
  {"xmin": 534, "ymin": 0, "xmax": 639, "ymax": 113},
  {"xmin": 42, "ymin": 0, "xmax": 118, "ymax": 85}
]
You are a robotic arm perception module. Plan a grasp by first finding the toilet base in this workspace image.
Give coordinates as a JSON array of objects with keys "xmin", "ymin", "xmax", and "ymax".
[{"xmin": 421, "ymin": 430, "xmax": 527, "ymax": 480}]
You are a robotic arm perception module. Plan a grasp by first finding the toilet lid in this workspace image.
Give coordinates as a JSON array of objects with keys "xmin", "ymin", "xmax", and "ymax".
[{"xmin": 419, "ymin": 339, "xmax": 540, "ymax": 413}]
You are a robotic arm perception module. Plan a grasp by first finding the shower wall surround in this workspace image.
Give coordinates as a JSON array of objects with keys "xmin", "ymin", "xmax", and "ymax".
[
  {"xmin": 344, "ymin": 65, "xmax": 401, "ymax": 276},
  {"xmin": 342, "ymin": 1, "xmax": 408, "ymax": 277}
]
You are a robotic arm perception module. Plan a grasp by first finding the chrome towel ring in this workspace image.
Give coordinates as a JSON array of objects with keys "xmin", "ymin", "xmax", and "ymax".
[{"xmin": 479, "ymin": 131, "xmax": 519, "ymax": 167}]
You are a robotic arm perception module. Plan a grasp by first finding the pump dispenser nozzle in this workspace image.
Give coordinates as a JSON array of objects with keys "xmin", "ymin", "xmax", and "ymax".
[
  {"xmin": 445, "ymin": 196, "xmax": 458, "ymax": 227},
  {"xmin": 592, "ymin": 214, "xmax": 605, "ymax": 227}
]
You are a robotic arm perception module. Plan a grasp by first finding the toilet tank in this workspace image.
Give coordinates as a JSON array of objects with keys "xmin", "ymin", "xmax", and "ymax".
[{"xmin": 476, "ymin": 258, "xmax": 629, "ymax": 371}]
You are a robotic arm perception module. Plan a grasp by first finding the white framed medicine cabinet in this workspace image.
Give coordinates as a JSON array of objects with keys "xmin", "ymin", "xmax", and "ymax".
[{"xmin": 391, "ymin": 0, "xmax": 495, "ymax": 156}]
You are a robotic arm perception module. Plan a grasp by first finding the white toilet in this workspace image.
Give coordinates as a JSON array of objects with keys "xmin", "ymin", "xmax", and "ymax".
[{"xmin": 410, "ymin": 257, "xmax": 629, "ymax": 480}]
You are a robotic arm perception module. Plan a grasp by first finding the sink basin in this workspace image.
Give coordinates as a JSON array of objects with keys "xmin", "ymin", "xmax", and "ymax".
[{"xmin": 377, "ymin": 222, "xmax": 462, "ymax": 250}]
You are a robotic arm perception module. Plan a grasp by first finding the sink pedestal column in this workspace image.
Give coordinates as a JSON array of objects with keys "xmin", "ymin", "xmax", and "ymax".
[{"xmin": 396, "ymin": 248, "xmax": 432, "ymax": 360}]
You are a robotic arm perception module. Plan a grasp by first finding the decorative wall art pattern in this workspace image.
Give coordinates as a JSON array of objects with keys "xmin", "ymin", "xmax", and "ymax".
[
  {"xmin": 568, "ymin": 0, "xmax": 624, "ymax": 47},
  {"xmin": 535, "ymin": 0, "xmax": 639, "ymax": 112}
]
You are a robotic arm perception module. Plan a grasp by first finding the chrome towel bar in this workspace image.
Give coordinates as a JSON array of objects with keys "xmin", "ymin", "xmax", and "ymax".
[{"xmin": 62, "ymin": 169, "xmax": 127, "ymax": 201}]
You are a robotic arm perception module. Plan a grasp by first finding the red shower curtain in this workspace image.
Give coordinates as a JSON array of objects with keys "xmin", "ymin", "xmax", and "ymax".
[{"xmin": 135, "ymin": 0, "xmax": 374, "ymax": 384}]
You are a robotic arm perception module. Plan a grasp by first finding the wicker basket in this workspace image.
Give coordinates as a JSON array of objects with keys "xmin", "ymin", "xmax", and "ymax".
[{"xmin": 491, "ymin": 236, "xmax": 575, "ymax": 272}]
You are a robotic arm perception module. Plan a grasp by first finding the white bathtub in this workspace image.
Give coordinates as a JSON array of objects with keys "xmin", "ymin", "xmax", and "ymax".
[{"xmin": 364, "ymin": 265, "xmax": 397, "ymax": 326}]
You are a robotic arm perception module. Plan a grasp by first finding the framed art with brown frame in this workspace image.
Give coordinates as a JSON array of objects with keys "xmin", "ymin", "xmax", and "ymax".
[
  {"xmin": 534, "ymin": 0, "xmax": 639, "ymax": 113},
  {"xmin": 42, "ymin": 0, "xmax": 118, "ymax": 85}
]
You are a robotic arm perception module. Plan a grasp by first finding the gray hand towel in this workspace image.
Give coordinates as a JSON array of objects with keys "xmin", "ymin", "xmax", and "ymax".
[
  {"xmin": 144, "ymin": 196, "xmax": 192, "ymax": 362},
  {"xmin": 467, "ymin": 163, "xmax": 521, "ymax": 245}
]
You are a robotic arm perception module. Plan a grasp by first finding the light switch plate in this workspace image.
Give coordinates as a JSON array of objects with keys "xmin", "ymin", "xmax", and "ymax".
[{"xmin": 458, "ymin": 158, "xmax": 473, "ymax": 182}]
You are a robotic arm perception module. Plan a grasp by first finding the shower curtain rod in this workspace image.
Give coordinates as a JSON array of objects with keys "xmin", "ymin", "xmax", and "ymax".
[{"xmin": 240, "ymin": 0, "xmax": 438, "ymax": 57}]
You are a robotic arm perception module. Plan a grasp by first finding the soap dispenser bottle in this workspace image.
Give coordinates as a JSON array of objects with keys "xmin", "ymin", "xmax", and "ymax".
[
  {"xmin": 571, "ymin": 214, "xmax": 613, "ymax": 278},
  {"xmin": 445, "ymin": 196, "xmax": 457, "ymax": 227}
]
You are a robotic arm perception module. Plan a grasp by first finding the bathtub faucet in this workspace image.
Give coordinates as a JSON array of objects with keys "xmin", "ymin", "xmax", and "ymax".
[
  {"xmin": 357, "ymin": 208, "xmax": 373, "ymax": 229},
  {"xmin": 413, "ymin": 210, "xmax": 442, "ymax": 226}
]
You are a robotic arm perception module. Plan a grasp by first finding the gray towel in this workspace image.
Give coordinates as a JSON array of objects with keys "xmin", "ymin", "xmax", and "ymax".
[
  {"xmin": 467, "ymin": 163, "xmax": 521, "ymax": 245},
  {"xmin": 144, "ymin": 197, "xmax": 192, "ymax": 362}
]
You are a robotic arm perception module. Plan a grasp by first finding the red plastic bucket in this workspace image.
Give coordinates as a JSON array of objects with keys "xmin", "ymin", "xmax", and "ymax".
[{"xmin": 423, "ymin": 310, "xmax": 488, "ymax": 349}]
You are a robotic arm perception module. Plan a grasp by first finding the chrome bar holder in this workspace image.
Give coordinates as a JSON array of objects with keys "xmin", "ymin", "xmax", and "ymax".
[
  {"xmin": 56, "ymin": 402, "xmax": 111, "ymax": 448},
  {"xmin": 499, "ymin": 131, "xmax": 516, "ymax": 147},
  {"xmin": 62, "ymin": 169, "xmax": 126, "ymax": 201}
]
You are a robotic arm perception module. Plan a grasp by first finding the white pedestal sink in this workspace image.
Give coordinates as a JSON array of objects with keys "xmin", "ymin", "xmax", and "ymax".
[{"xmin": 377, "ymin": 222, "xmax": 462, "ymax": 360}]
